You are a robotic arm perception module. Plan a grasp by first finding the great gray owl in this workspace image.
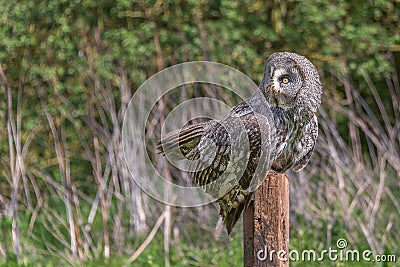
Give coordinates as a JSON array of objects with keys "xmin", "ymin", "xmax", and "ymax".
[{"xmin": 157, "ymin": 52, "xmax": 323, "ymax": 234}]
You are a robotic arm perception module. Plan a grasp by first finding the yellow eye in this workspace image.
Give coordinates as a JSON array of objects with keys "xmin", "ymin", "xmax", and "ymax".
[{"xmin": 282, "ymin": 77, "xmax": 290, "ymax": 84}]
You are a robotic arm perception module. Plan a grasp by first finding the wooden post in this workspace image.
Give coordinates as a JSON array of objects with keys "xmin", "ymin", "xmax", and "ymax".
[{"xmin": 243, "ymin": 171, "xmax": 289, "ymax": 267}]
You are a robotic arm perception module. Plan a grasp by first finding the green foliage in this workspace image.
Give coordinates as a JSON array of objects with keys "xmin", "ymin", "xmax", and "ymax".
[{"xmin": 1, "ymin": 210, "xmax": 244, "ymax": 266}]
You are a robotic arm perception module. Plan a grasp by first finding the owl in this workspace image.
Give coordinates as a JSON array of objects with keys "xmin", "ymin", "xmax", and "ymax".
[{"xmin": 157, "ymin": 52, "xmax": 323, "ymax": 234}]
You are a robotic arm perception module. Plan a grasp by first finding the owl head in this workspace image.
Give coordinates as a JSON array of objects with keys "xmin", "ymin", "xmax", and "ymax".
[{"xmin": 260, "ymin": 52, "xmax": 323, "ymax": 119}]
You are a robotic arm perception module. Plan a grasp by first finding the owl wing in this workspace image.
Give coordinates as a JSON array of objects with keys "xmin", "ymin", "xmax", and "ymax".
[
  {"xmin": 158, "ymin": 100, "xmax": 269, "ymax": 234},
  {"xmin": 188, "ymin": 101, "xmax": 257, "ymax": 193},
  {"xmin": 187, "ymin": 101, "xmax": 266, "ymax": 234},
  {"xmin": 187, "ymin": 120, "xmax": 232, "ymax": 190},
  {"xmin": 292, "ymin": 115, "xmax": 318, "ymax": 172},
  {"xmin": 156, "ymin": 122, "xmax": 209, "ymax": 157}
]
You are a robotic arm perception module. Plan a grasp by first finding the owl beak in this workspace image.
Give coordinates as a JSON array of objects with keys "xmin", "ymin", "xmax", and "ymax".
[
  {"xmin": 266, "ymin": 82, "xmax": 274, "ymax": 93},
  {"xmin": 267, "ymin": 81, "xmax": 281, "ymax": 94}
]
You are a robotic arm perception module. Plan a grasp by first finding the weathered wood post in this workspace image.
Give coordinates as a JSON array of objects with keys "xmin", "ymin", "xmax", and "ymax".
[{"xmin": 243, "ymin": 171, "xmax": 289, "ymax": 267}]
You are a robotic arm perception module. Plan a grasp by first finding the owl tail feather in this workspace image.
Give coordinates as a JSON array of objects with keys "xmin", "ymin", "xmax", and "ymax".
[
  {"xmin": 156, "ymin": 122, "xmax": 208, "ymax": 156},
  {"xmin": 219, "ymin": 189, "xmax": 253, "ymax": 235}
]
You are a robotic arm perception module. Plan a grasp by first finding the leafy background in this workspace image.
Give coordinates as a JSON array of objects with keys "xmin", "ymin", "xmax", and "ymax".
[{"xmin": 0, "ymin": 0, "xmax": 399, "ymax": 266}]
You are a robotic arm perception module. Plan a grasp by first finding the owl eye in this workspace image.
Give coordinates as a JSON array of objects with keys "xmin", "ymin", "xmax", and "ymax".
[{"xmin": 279, "ymin": 76, "xmax": 291, "ymax": 84}]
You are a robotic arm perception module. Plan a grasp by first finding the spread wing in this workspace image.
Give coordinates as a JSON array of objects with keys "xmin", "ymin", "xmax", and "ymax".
[
  {"xmin": 187, "ymin": 120, "xmax": 232, "ymax": 190},
  {"xmin": 187, "ymin": 102, "xmax": 261, "ymax": 191},
  {"xmin": 157, "ymin": 100, "xmax": 274, "ymax": 234},
  {"xmin": 156, "ymin": 122, "xmax": 209, "ymax": 157},
  {"xmin": 186, "ymin": 101, "xmax": 266, "ymax": 234}
]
